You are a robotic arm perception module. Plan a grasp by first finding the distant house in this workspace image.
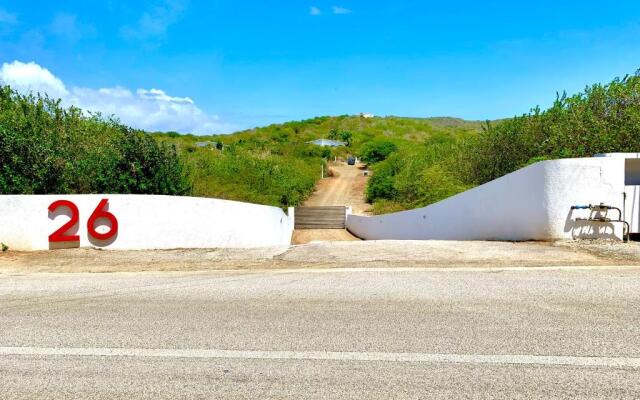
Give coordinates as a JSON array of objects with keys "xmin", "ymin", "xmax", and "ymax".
[
  {"xmin": 195, "ymin": 141, "xmax": 220, "ymax": 149},
  {"xmin": 359, "ymin": 112, "xmax": 374, "ymax": 119},
  {"xmin": 307, "ymin": 138, "xmax": 347, "ymax": 147}
]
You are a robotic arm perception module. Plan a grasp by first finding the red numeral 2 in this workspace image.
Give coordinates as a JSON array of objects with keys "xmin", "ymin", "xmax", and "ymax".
[
  {"xmin": 48, "ymin": 199, "xmax": 119, "ymax": 243},
  {"xmin": 48, "ymin": 200, "xmax": 80, "ymax": 242}
]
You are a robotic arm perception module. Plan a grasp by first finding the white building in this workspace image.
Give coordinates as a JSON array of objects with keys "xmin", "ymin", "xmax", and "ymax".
[{"xmin": 307, "ymin": 138, "xmax": 347, "ymax": 147}]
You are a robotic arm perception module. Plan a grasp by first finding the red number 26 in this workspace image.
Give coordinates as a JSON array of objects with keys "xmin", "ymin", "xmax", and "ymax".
[{"xmin": 49, "ymin": 199, "xmax": 119, "ymax": 243}]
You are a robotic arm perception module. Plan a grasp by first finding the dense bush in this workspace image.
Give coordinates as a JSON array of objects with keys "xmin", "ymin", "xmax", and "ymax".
[
  {"xmin": 461, "ymin": 71, "xmax": 640, "ymax": 185},
  {"xmin": 360, "ymin": 140, "xmax": 398, "ymax": 163},
  {"xmin": 328, "ymin": 128, "xmax": 353, "ymax": 146},
  {"xmin": 153, "ymin": 124, "xmax": 329, "ymax": 208},
  {"xmin": 0, "ymin": 86, "xmax": 190, "ymax": 195},
  {"xmin": 366, "ymin": 70, "xmax": 640, "ymax": 214},
  {"xmin": 366, "ymin": 138, "xmax": 469, "ymax": 212}
]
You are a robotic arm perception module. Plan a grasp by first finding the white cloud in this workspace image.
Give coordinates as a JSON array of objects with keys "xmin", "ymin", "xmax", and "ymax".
[
  {"xmin": 332, "ymin": 6, "xmax": 351, "ymax": 14},
  {"xmin": 310, "ymin": 6, "xmax": 322, "ymax": 16},
  {"xmin": 120, "ymin": 0, "xmax": 188, "ymax": 41},
  {"xmin": 0, "ymin": 60, "xmax": 233, "ymax": 134},
  {"xmin": 0, "ymin": 61, "xmax": 68, "ymax": 98}
]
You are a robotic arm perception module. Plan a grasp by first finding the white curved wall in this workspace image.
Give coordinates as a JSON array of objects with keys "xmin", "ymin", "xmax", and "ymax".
[
  {"xmin": 0, "ymin": 195, "xmax": 294, "ymax": 251},
  {"xmin": 347, "ymin": 157, "xmax": 627, "ymax": 241}
]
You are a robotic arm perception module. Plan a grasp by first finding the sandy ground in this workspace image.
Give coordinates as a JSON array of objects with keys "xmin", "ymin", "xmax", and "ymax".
[
  {"xmin": 291, "ymin": 229, "xmax": 359, "ymax": 244},
  {"xmin": 2, "ymin": 240, "xmax": 640, "ymax": 273}
]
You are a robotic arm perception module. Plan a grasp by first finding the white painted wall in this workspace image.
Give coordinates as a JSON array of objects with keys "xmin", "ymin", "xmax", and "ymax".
[
  {"xmin": 0, "ymin": 195, "xmax": 294, "ymax": 251},
  {"xmin": 625, "ymin": 186, "xmax": 640, "ymax": 233},
  {"xmin": 596, "ymin": 153, "xmax": 640, "ymax": 234},
  {"xmin": 347, "ymin": 157, "xmax": 627, "ymax": 241}
]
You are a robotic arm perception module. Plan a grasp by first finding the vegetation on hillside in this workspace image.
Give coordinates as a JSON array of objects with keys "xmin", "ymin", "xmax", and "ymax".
[
  {"xmin": 3, "ymin": 81, "xmax": 480, "ymax": 209},
  {"xmin": 153, "ymin": 115, "xmax": 482, "ymax": 208},
  {"xmin": 366, "ymin": 70, "xmax": 640, "ymax": 214},
  {"xmin": 186, "ymin": 147, "xmax": 322, "ymax": 207},
  {"xmin": 365, "ymin": 132, "xmax": 472, "ymax": 213},
  {"xmin": 154, "ymin": 129, "xmax": 330, "ymax": 208},
  {"xmin": 461, "ymin": 72, "xmax": 640, "ymax": 185},
  {"xmin": 360, "ymin": 140, "xmax": 398, "ymax": 164},
  {"xmin": 0, "ymin": 86, "xmax": 189, "ymax": 195}
]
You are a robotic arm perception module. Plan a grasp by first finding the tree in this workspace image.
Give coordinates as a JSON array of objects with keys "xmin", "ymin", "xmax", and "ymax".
[
  {"xmin": 328, "ymin": 128, "xmax": 353, "ymax": 146},
  {"xmin": 338, "ymin": 131, "xmax": 353, "ymax": 146},
  {"xmin": 360, "ymin": 140, "xmax": 398, "ymax": 163}
]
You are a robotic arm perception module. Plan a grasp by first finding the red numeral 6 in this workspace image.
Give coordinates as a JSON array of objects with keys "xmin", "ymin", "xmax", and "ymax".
[{"xmin": 87, "ymin": 199, "xmax": 118, "ymax": 241}]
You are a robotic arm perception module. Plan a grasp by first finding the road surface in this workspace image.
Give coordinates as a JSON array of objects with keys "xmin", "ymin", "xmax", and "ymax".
[{"xmin": 1, "ymin": 266, "xmax": 640, "ymax": 398}]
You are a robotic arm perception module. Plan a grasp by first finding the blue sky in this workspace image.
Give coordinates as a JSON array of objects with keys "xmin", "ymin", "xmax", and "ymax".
[{"xmin": 1, "ymin": 1, "xmax": 640, "ymax": 134}]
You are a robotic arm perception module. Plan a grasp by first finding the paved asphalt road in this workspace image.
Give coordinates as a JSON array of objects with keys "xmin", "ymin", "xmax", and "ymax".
[{"xmin": 1, "ymin": 267, "xmax": 640, "ymax": 399}]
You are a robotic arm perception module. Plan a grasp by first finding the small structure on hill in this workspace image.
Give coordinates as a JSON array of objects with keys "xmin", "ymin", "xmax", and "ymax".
[
  {"xmin": 308, "ymin": 138, "xmax": 347, "ymax": 147},
  {"xmin": 195, "ymin": 141, "xmax": 222, "ymax": 149}
]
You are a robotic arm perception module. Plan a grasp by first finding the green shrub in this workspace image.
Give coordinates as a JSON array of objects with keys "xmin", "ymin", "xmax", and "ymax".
[
  {"xmin": 366, "ymin": 153, "xmax": 401, "ymax": 202},
  {"xmin": 366, "ymin": 146, "xmax": 468, "ymax": 212},
  {"xmin": 328, "ymin": 129, "xmax": 353, "ymax": 146},
  {"xmin": 460, "ymin": 71, "xmax": 640, "ymax": 185},
  {"xmin": 360, "ymin": 140, "xmax": 398, "ymax": 163},
  {"xmin": 0, "ymin": 86, "xmax": 190, "ymax": 195}
]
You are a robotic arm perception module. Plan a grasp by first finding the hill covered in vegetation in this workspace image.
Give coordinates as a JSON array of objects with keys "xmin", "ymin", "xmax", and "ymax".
[{"xmin": 152, "ymin": 115, "xmax": 483, "ymax": 208}]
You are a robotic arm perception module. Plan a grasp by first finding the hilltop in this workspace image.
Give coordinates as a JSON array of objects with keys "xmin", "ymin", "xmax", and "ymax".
[{"xmin": 157, "ymin": 115, "xmax": 483, "ymax": 154}]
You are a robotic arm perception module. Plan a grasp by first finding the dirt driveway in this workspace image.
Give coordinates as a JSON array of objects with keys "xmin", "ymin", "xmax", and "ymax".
[
  {"xmin": 303, "ymin": 161, "xmax": 371, "ymax": 215},
  {"xmin": 292, "ymin": 162, "xmax": 371, "ymax": 244}
]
